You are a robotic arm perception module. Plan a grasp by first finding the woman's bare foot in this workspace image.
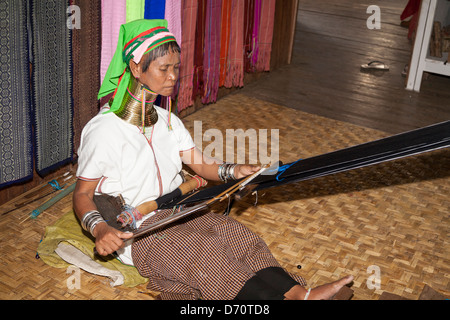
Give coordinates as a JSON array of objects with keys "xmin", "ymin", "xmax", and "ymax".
[{"xmin": 284, "ymin": 275, "xmax": 354, "ymax": 300}]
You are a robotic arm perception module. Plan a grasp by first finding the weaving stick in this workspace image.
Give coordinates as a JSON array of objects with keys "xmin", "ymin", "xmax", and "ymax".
[
  {"xmin": 20, "ymin": 182, "xmax": 76, "ymax": 224},
  {"xmin": 23, "ymin": 171, "xmax": 72, "ymax": 199},
  {"xmin": 136, "ymin": 175, "xmax": 207, "ymax": 215}
]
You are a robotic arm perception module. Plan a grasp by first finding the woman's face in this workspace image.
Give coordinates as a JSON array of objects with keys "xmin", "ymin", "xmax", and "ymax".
[{"xmin": 133, "ymin": 50, "xmax": 181, "ymax": 97}]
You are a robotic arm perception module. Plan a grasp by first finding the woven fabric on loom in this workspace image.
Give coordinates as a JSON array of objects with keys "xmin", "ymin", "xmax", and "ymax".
[
  {"xmin": 31, "ymin": 0, "xmax": 73, "ymax": 176},
  {"xmin": 71, "ymin": 0, "xmax": 101, "ymax": 157},
  {"xmin": 0, "ymin": 0, "xmax": 33, "ymax": 187}
]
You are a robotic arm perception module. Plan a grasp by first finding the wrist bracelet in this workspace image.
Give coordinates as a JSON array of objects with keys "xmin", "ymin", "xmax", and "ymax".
[
  {"xmin": 81, "ymin": 210, "xmax": 105, "ymax": 236},
  {"xmin": 218, "ymin": 163, "xmax": 238, "ymax": 182},
  {"xmin": 219, "ymin": 163, "xmax": 238, "ymax": 181}
]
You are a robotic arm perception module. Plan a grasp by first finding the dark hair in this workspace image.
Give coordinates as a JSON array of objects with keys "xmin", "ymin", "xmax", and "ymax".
[{"xmin": 141, "ymin": 41, "xmax": 181, "ymax": 72}]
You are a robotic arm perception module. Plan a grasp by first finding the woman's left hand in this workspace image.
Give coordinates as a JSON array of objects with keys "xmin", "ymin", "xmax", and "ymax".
[{"xmin": 233, "ymin": 164, "xmax": 261, "ymax": 179}]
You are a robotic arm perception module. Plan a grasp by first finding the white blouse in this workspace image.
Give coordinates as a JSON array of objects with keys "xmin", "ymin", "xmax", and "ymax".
[{"xmin": 76, "ymin": 104, "xmax": 196, "ymax": 265}]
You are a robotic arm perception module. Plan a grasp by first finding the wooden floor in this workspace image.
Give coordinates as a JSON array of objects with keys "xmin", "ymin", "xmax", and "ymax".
[
  {"xmin": 242, "ymin": 0, "xmax": 450, "ymax": 134},
  {"xmin": 0, "ymin": 0, "xmax": 449, "ymax": 301}
]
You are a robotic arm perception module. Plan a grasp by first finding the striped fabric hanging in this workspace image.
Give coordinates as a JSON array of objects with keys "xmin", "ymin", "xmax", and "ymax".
[
  {"xmin": 256, "ymin": 0, "xmax": 276, "ymax": 72},
  {"xmin": 224, "ymin": 0, "xmax": 245, "ymax": 88},
  {"xmin": 177, "ymin": 0, "xmax": 198, "ymax": 112},
  {"xmin": 192, "ymin": 0, "xmax": 207, "ymax": 102},
  {"xmin": 201, "ymin": 0, "xmax": 222, "ymax": 104},
  {"xmin": 219, "ymin": 0, "xmax": 232, "ymax": 87}
]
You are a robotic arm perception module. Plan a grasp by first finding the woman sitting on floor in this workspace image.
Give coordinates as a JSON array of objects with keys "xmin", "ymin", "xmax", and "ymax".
[{"xmin": 73, "ymin": 19, "xmax": 353, "ymax": 300}]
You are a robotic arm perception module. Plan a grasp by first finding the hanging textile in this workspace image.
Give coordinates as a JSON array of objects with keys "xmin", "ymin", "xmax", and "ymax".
[
  {"xmin": 192, "ymin": 0, "xmax": 207, "ymax": 102},
  {"xmin": 177, "ymin": 0, "xmax": 198, "ymax": 112},
  {"xmin": 256, "ymin": 0, "xmax": 276, "ymax": 72},
  {"xmin": 31, "ymin": 0, "xmax": 73, "ymax": 176},
  {"xmin": 250, "ymin": 0, "xmax": 262, "ymax": 69},
  {"xmin": 71, "ymin": 0, "xmax": 102, "ymax": 156},
  {"xmin": 100, "ymin": 0, "xmax": 126, "ymax": 84},
  {"xmin": 165, "ymin": 0, "xmax": 182, "ymax": 45},
  {"xmin": 0, "ymin": 0, "xmax": 33, "ymax": 188},
  {"xmin": 224, "ymin": 0, "xmax": 245, "ymax": 88},
  {"xmin": 164, "ymin": 0, "xmax": 182, "ymax": 103},
  {"xmin": 201, "ymin": 0, "xmax": 222, "ymax": 104},
  {"xmin": 243, "ymin": 0, "xmax": 254, "ymax": 73},
  {"xmin": 219, "ymin": 0, "xmax": 232, "ymax": 87},
  {"xmin": 126, "ymin": 0, "xmax": 145, "ymax": 22},
  {"xmin": 144, "ymin": 0, "xmax": 166, "ymax": 19}
]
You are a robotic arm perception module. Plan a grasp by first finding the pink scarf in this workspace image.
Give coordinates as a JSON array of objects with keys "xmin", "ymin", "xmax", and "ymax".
[
  {"xmin": 165, "ymin": 0, "xmax": 182, "ymax": 45},
  {"xmin": 100, "ymin": 0, "xmax": 126, "ymax": 85}
]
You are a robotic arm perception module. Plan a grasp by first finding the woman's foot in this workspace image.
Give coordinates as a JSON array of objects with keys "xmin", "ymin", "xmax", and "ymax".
[{"xmin": 284, "ymin": 275, "xmax": 354, "ymax": 300}]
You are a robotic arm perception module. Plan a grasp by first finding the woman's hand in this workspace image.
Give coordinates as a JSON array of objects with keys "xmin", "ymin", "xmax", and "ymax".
[
  {"xmin": 92, "ymin": 222, "xmax": 134, "ymax": 256},
  {"xmin": 233, "ymin": 164, "xmax": 261, "ymax": 179}
]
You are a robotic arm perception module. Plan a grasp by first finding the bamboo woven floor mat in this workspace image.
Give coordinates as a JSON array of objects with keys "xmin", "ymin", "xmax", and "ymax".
[{"xmin": 0, "ymin": 93, "xmax": 448, "ymax": 300}]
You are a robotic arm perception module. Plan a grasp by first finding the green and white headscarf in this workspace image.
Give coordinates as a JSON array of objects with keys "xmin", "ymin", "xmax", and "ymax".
[{"xmin": 98, "ymin": 19, "xmax": 177, "ymax": 113}]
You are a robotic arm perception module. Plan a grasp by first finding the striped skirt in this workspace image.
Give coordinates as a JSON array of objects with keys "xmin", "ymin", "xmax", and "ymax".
[{"xmin": 132, "ymin": 209, "xmax": 306, "ymax": 300}]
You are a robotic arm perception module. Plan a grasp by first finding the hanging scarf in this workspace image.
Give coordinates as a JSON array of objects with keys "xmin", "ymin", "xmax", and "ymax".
[
  {"xmin": 100, "ymin": 0, "xmax": 126, "ymax": 84},
  {"xmin": 250, "ymin": 0, "xmax": 262, "ymax": 68},
  {"xmin": 201, "ymin": 0, "xmax": 222, "ymax": 104},
  {"xmin": 72, "ymin": 0, "xmax": 102, "ymax": 155},
  {"xmin": 163, "ymin": 0, "xmax": 182, "ymax": 102},
  {"xmin": 144, "ymin": 0, "xmax": 166, "ymax": 19},
  {"xmin": 219, "ymin": 0, "xmax": 232, "ymax": 87},
  {"xmin": 165, "ymin": 0, "xmax": 182, "ymax": 45},
  {"xmin": 243, "ymin": 0, "xmax": 255, "ymax": 73},
  {"xmin": 256, "ymin": 0, "xmax": 276, "ymax": 72},
  {"xmin": 192, "ymin": 0, "xmax": 207, "ymax": 101},
  {"xmin": 126, "ymin": 0, "xmax": 145, "ymax": 22},
  {"xmin": 224, "ymin": 0, "xmax": 245, "ymax": 88},
  {"xmin": 98, "ymin": 19, "xmax": 177, "ymax": 113},
  {"xmin": 177, "ymin": 0, "xmax": 198, "ymax": 112}
]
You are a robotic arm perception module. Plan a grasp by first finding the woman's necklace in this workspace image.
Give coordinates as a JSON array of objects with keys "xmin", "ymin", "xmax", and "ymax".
[{"xmin": 113, "ymin": 75, "xmax": 159, "ymax": 129}]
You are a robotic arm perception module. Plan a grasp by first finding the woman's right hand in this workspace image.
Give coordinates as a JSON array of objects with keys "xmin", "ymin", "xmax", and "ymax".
[{"xmin": 92, "ymin": 222, "xmax": 134, "ymax": 256}]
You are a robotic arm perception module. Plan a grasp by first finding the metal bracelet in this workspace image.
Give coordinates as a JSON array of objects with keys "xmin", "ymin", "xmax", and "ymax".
[
  {"xmin": 81, "ymin": 210, "xmax": 105, "ymax": 236},
  {"xmin": 218, "ymin": 163, "xmax": 238, "ymax": 182}
]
